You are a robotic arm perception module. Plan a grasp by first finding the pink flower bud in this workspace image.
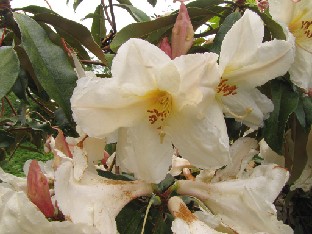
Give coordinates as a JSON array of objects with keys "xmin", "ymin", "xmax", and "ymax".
[
  {"xmin": 55, "ymin": 129, "xmax": 73, "ymax": 158},
  {"xmin": 27, "ymin": 160, "xmax": 55, "ymax": 218},
  {"xmin": 257, "ymin": 0, "xmax": 269, "ymax": 12},
  {"xmin": 159, "ymin": 37, "xmax": 172, "ymax": 58},
  {"xmin": 171, "ymin": 2, "xmax": 194, "ymax": 59}
]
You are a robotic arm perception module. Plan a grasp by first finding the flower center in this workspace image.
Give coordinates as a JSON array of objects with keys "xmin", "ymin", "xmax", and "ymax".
[
  {"xmin": 216, "ymin": 78, "xmax": 237, "ymax": 96},
  {"xmin": 289, "ymin": 12, "xmax": 312, "ymax": 53},
  {"xmin": 145, "ymin": 90, "xmax": 173, "ymax": 142}
]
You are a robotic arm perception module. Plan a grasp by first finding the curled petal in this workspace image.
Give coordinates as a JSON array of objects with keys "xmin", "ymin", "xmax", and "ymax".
[{"xmin": 54, "ymin": 160, "xmax": 153, "ymax": 233}]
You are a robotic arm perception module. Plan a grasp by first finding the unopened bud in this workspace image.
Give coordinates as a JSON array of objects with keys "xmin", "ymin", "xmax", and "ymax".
[
  {"xmin": 257, "ymin": 0, "xmax": 269, "ymax": 12},
  {"xmin": 159, "ymin": 37, "xmax": 172, "ymax": 58},
  {"xmin": 27, "ymin": 160, "xmax": 55, "ymax": 218},
  {"xmin": 171, "ymin": 2, "xmax": 194, "ymax": 59}
]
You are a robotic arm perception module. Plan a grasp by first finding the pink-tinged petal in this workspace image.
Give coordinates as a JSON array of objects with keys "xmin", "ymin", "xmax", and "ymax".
[
  {"xmin": 256, "ymin": 0, "xmax": 269, "ymax": 12},
  {"xmin": 55, "ymin": 129, "xmax": 73, "ymax": 158},
  {"xmin": 159, "ymin": 37, "xmax": 172, "ymax": 58},
  {"xmin": 27, "ymin": 160, "xmax": 55, "ymax": 218},
  {"xmin": 171, "ymin": 2, "xmax": 194, "ymax": 59}
]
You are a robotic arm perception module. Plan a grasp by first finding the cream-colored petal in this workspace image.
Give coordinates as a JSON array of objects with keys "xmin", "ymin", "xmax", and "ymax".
[
  {"xmin": 111, "ymin": 38, "xmax": 173, "ymax": 93},
  {"xmin": 219, "ymin": 10, "xmax": 264, "ymax": 74},
  {"xmin": 173, "ymin": 52, "xmax": 220, "ymax": 110},
  {"xmin": 212, "ymin": 137, "xmax": 258, "ymax": 182},
  {"xmin": 268, "ymin": 0, "xmax": 296, "ymax": 25},
  {"xmin": 259, "ymin": 139, "xmax": 285, "ymax": 167},
  {"xmin": 0, "ymin": 167, "xmax": 27, "ymax": 192},
  {"xmin": 221, "ymin": 88, "xmax": 274, "ymax": 128},
  {"xmin": 71, "ymin": 77, "xmax": 147, "ymax": 138},
  {"xmin": 168, "ymin": 196, "xmax": 224, "ymax": 234},
  {"xmin": 289, "ymin": 46, "xmax": 312, "ymax": 91},
  {"xmin": 177, "ymin": 164, "xmax": 291, "ymax": 234},
  {"xmin": 291, "ymin": 127, "xmax": 312, "ymax": 191},
  {"xmin": 223, "ymin": 38, "xmax": 294, "ymax": 89},
  {"xmin": 72, "ymin": 146, "xmax": 88, "ymax": 181},
  {"xmin": 170, "ymin": 155, "xmax": 192, "ymax": 177},
  {"xmin": 168, "ymin": 101, "xmax": 230, "ymax": 169},
  {"xmin": 116, "ymin": 123, "xmax": 174, "ymax": 183},
  {"xmin": 54, "ymin": 160, "xmax": 153, "ymax": 233},
  {"xmin": 0, "ymin": 185, "xmax": 100, "ymax": 234}
]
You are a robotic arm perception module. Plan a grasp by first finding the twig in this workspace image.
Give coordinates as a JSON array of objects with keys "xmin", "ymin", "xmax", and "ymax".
[
  {"xmin": 80, "ymin": 59, "xmax": 105, "ymax": 66},
  {"xmin": 8, "ymin": 135, "xmax": 26, "ymax": 160},
  {"xmin": 4, "ymin": 96, "xmax": 17, "ymax": 116},
  {"xmin": 103, "ymin": 5, "xmax": 114, "ymax": 30},
  {"xmin": 26, "ymin": 89, "xmax": 54, "ymax": 116},
  {"xmin": 107, "ymin": 0, "xmax": 117, "ymax": 33},
  {"xmin": 43, "ymin": 0, "xmax": 52, "ymax": 10}
]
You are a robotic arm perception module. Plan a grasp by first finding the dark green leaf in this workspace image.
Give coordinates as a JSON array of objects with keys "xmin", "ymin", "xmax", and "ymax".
[
  {"xmin": 14, "ymin": 13, "xmax": 77, "ymax": 119},
  {"xmin": 12, "ymin": 68, "xmax": 28, "ymax": 101},
  {"xmin": 33, "ymin": 13, "xmax": 107, "ymax": 64},
  {"xmin": 147, "ymin": 0, "xmax": 157, "ymax": 7},
  {"xmin": 97, "ymin": 170, "xmax": 133, "ymax": 181},
  {"xmin": 111, "ymin": 7, "xmax": 218, "ymax": 52},
  {"xmin": 264, "ymin": 80, "xmax": 299, "ymax": 154},
  {"xmin": 187, "ymin": 0, "xmax": 223, "ymax": 8},
  {"xmin": 295, "ymin": 96, "xmax": 312, "ymax": 132},
  {"xmin": 115, "ymin": 0, "xmax": 132, "ymax": 5},
  {"xmin": 114, "ymin": 4, "xmax": 150, "ymax": 22},
  {"xmin": 0, "ymin": 46, "xmax": 20, "ymax": 99},
  {"xmin": 209, "ymin": 12, "xmax": 241, "ymax": 54},
  {"xmin": 14, "ymin": 5, "xmax": 55, "ymax": 15},
  {"xmin": 91, "ymin": 5, "xmax": 106, "ymax": 45},
  {"xmin": 73, "ymin": 0, "xmax": 84, "ymax": 11}
]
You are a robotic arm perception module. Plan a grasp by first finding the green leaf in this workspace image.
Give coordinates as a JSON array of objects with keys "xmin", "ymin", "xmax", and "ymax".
[
  {"xmin": 14, "ymin": 5, "xmax": 55, "ymax": 15},
  {"xmin": 11, "ymin": 68, "xmax": 28, "ymax": 101},
  {"xmin": 209, "ymin": 12, "xmax": 241, "ymax": 54},
  {"xmin": 0, "ymin": 46, "xmax": 20, "ymax": 99},
  {"xmin": 111, "ymin": 7, "xmax": 218, "ymax": 52},
  {"xmin": 115, "ymin": 0, "xmax": 132, "ymax": 5},
  {"xmin": 14, "ymin": 13, "xmax": 77, "ymax": 119},
  {"xmin": 147, "ymin": 0, "xmax": 157, "ymax": 7},
  {"xmin": 114, "ymin": 4, "xmax": 150, "ymax": 22},
  {"xmin": 33, "ymin": 13, "xmax": 107, "ymax": 64},
  {"xmin": 187, "ymin": 0, "xmax": 224, "ymax": 8},
  {"xmin": 91, "ymin": 5, "xmax": 106, "ymax": 45},
  {"xmin": 264, "ymin": 80, "xmax": 299, "ymax": 154},
  {"xmin": 295, "ymin": 96, "xmax": 312, "ymax": 131},
  {"xmin": 73, "ymin": 0, "xmax": 84, "ymax": 11}
]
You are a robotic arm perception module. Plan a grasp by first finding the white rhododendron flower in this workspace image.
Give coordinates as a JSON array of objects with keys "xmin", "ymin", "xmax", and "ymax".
[
  {"xmin": 176, "ymin": 137, "xmax": 293, "ymax": 233},
  {"xmin": 217, "ymin": 9, "xmax": 295, "ymax": 128},
  {"xmin": 269, "ymin": 0, "xmax": 312, "ymax": 91},
  {"xmin": 71, "ymin": 38, "xmax": 230, "ymax": 183}
]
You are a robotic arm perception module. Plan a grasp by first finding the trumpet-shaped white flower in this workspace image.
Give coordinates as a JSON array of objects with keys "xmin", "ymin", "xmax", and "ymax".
[
  {"xmin": 71, "ymin": 38, "xmax": 230, "ymax": 183},
  {"xmin": 269, "ymin": 0, "xmax": 312, "ymax": 91},
  {"xmin": 176, "ymin": 137, "xmax": 293, "ymax": 233},
  {"xmin": 217, "ymin": 10, "xmax": 295, "ymax": 128}
]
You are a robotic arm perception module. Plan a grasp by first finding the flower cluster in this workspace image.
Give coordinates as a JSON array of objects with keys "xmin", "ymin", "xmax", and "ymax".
[{"xmin": 1, "ymin": 0, "xmax": 312, "ymax": 233}]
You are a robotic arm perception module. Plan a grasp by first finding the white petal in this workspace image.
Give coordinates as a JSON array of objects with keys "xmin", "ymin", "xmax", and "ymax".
[
  {"xmin": 219, "ymin": 10, "xmax": 264, "ymax": 74},
  {"xmin": 177, "ymin": 164, "xmax": 292, "ymax": 234},
  {"xmin": 223, "ymin": 39, "xmax": 294, "ymax": 89},
  {"xmin": 291, "ymin": 128, "xmax": 312, "ymax": 191},
  {"xmin": 221, "ymin": 88, "xmax": 274, "ymax": 128},
  {"xmin": 213, "ymin": 137, "xmax": 258, "ymax": 182},
  {"xmin": 0, "ymin": 167, "xmax": 27, "ymax": 192},
  {"xmin": 170, "ymin": 155, "xmax": 192, "ymax": 177},
  {"xmin": 54, "ymin": 160, "xmax": 153, "ymax": 233},
  {"xmin": 168, "ymin": 196, "xmax": 224, "ymax": 234},
  {"xmin": 116, "ymin": 123, "xmax": 174, "ymax": 183},
  {"xmin": 83, "ymin": 137, "xmax": 107, "ymax": 165},
  {"xmin": 112, "ymin": 38, "xmax": 174, "ymax": 93},
  {"xmin": 173, "ymin": 52, "xmax": 220, "ymax": 109},
  {"xmin": 289, "ymin": 46, "xmax": 312, "ymax": 91},
  {"xmin": 71, "ymin": 77, "xmax": 147, "ymax": 138},
  {"xmin": 259, "ymin": 139, "xmax": 285, "ymax": 167},
  {"xmin": 268, "ymin": 0, "xmax": 296, "ymax": 25},
  {"xmin": 168, "ymin": 101, "xmax": 230, "ymax": 169},
  {"xmin": 72, "ymin": 146, "xmax": 88, "ymax": 181}
]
